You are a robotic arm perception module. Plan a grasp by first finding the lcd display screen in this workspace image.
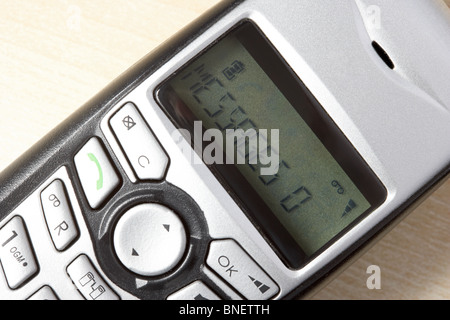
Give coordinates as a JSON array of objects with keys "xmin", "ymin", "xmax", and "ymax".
[{"xmin": 157, "ymin": 21, "xmax": 386, "ymax": 267}]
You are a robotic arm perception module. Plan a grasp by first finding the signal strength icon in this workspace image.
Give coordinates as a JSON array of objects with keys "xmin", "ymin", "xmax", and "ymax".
[
  {"xmin": 248, "ymin": 275, "xmax": 270, "ymax": 294},
  {"xmin": 342, "ymin": 199, "xmax": 357, "ymax": 217}
]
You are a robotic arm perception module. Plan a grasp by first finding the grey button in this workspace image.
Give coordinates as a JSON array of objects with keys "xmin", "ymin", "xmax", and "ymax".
[
  {"xmin": 0, "ymin": 216, "xmax": 39, "ymax": 289},
  {"xmin": 41, "ymin": 179, "xmax": 79, "ymax": 251},
  {"xmin": 74, "ymin": 138, "xmax": 120, "ymax": 209},
  {"xmin": 27, "ymin": 286, "xmax": 59, "ymax": 300},
  {"xmin": 206, "ymin": 239, "xmax": 278, "ymax": 300},
  {"xmin": 113, "ymin": 203, "xmax": 187, "ymax": 277},
  {"xmin": 66, "ymin": 255, "xmax": 119, "ymax": 300},
  {"xmin": 110, "ymin": 103, "xmax": 169, "ymax": 181},
  {"xmin": 167, "ymin": 281, "xmax": 221, "ymax": 300}
]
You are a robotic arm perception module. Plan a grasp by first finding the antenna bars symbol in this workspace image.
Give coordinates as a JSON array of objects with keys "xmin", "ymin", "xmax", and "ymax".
[
  {"xmin": 248, "ymin": 275, "xmax": 270, "ymax": 294},
  {"xmin": 342, "ymin": 199, "xmax": 357, "ymax": 217}
]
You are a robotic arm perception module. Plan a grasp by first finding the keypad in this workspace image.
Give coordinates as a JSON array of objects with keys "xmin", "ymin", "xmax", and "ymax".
[
  {"xmin": 66, "ymin": 255, "xmax": 119, "ymax": 300},
  {"xmin": 27, "ymin": 286, "xmax": 59, "ymax": 300},
  {"xmin": 74, "ymin": 137, "xmax": 120, "ymax": 209},
  {"xmin": 0, "ymin": 216, "xmax": 39, "ymax": 290},
  {"xmin": 41, "ymin": 179, "xmax": 79, "ymax": 251},
  {"xmin": 206, "ymin": 239, "xmax": 279, "ymax": 300},
  {"xmin": 167, "ymin": 281, "xmax": 221, "ymax": 300},
  {"xmin": 110, "ymin": 102, "xmax": 169, "ymax": 181},
  {"xmin": 113, "ymin": 203, "xmax": 187, "ymax": 277},
  {"xmin": 0, "ymin": 101, "xmax": 279, "ymax": 300}
]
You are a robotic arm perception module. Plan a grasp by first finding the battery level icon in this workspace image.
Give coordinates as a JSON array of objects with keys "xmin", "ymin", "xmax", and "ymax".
[{"xmin": 223, "ymin": 60, "xmax": 245, "ymax": 81}]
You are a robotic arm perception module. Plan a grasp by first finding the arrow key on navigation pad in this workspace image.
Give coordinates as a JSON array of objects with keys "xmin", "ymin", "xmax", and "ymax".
[{"xmin": 113, "ymin": 203, "xmax": 187, "ymax": 277}]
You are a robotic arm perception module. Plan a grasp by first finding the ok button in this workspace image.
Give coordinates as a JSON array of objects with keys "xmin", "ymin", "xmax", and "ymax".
[
  {"xmin": 217, "ymin": 255, "xmax": 239, "ymax": 278},
  {"xmin": 206, "ymin": 239, "xmax": 279, "ymax": 300},
  {"xmin": 113, "ymin": 204, "xmax": 187, "ymax": 277}
]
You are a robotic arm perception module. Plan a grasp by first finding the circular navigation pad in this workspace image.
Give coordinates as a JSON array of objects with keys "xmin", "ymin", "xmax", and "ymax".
[{"xmin": 113, "ymin": 203, "xmax": 187, "ymax": 277}]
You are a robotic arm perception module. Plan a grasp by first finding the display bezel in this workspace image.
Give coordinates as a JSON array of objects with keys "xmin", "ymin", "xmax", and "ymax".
[{"xmin": 155, "ymin": 20, "xmax": 387, "ymax": 269}]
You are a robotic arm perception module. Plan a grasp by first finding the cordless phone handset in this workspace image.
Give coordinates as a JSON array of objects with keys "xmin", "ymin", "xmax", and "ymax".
[{"xmin": 0, "ymin": 1, "xmax": 449, "ymax": 300}]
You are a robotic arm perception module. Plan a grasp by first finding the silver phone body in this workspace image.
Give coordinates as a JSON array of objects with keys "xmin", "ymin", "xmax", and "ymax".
[{"xmin": 1, "ymin": 0, "xmax": 449, "ymax": 300}]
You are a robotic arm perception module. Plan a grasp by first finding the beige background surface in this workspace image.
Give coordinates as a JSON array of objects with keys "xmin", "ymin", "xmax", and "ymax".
[{"xmin": 0, "ymin": 1, "xmax": 449, "ymax": 299}]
